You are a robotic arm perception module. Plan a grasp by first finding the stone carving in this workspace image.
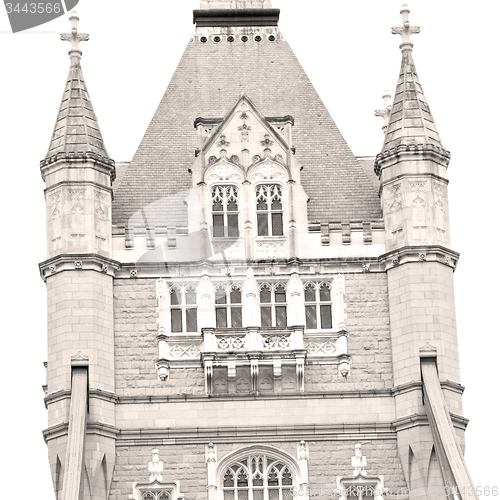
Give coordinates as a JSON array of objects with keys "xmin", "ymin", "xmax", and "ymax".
[
  {"xmin": 74, "ymin": 260, "xmax": 83, "ymax": 269},
  {"xmin": 94, "ymin": 191, "xmax": 107, "ymax": 220},
  {"xmin": 169, "ymin": 344, "xmax": 200, "ymax": 359},
  {"xmin": 434, "ymin": 182, "xmax": 445, "ymax": 211},
  {"xmin": 260, "ymin": 134, "xmax": 274, "ymax": 147},
  {"xmin": 130, "ymin": 269, "xmax": 138, "ymax": 278},
  {"xmin": 238, "ymin": 123, "xmax": 251, "ymax": 141},
  {"xmin": 70, "ymin": 189, "xmax": 85, "ymax": 227},
  {"xmin": 298, "ymin": 441, "xmax": 309, "ymax": 461},
  {"xmin": 362, "ymin": 264, "xmax": 370, "ymax": 273},
  {"xmin": 49, "ymin": 191, "xmax": 61, "ymax": 219},
  {"xmin": 262, "ymin": 335, "xmax": 291, "ymax": 349},
  {"xmin": 49, "ymin": 265, "xmax": 56, "ymax": 274},
  {"xmin": 206, "ymin": 442, "xmax": 217, "ymax": 463},
  {"xmin": 306, "ymin": 341, "xmax": 336, "ymax": 356},
  {"xmin": 412, "ymin": 195, "xmax": 426, "ymax": 207},
  {"xmin": 216, "ymin": 134, "xmax": 230, "ymax": 147},
  {"xmin": 101, "ymin": 263, "xmax": 108, "ymax": 274},
  {"xmin": 250, "ymin": 162, "xmax": 286, "ymax": 181},
  {"xmin": 206, "ymin": 163, "xmax": 243, "ymax": 183},
  {"xmin": 419, "ymin": 253, "xmax": 427, "ymax": 261},
  {"xmin": 256, "ymin": 241, "xmax": 286, "ymax": 259},
  {"xmin": 387, "ymin": 183, "xmax": 402, "ymax": 213},
  {"xmin": 236, "ymin": 377, "xmax": 250, "ymax": 392},
  {"xmin": 216, "ymin": 336, "xmax": 245, "ymax": 350}
]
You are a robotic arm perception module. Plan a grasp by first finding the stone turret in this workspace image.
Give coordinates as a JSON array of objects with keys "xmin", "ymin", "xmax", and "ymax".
[{"xmin": 39, "ymin": 11, "xmax": 117, "ymax": 500}]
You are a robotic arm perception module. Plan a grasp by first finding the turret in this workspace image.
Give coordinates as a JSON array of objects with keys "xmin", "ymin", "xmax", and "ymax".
[
  {"xmin": 39, "ymin": 11, "xmax": 117, "ymax": 500},
  {"xmin": 377, "ymin": 5, "xmax": 477, "ymax": 496}
]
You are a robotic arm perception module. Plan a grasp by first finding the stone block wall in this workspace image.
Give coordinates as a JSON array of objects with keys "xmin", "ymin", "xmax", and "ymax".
[{"xmin": 109, "ymin": 440, "xmax": 407, "ymax": 500}]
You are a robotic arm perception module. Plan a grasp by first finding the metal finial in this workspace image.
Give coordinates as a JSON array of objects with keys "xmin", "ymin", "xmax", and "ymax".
[
  {"xmin": 60, "ymin": 11, "xmax": 89, "ymax": 66},
  {"xmin": 375, "ymin": 89, "xmax": 392, "ymax": 132},
  {"xmin": 391, "ymin": 3, "xmax": 420, "ymax": 50}
]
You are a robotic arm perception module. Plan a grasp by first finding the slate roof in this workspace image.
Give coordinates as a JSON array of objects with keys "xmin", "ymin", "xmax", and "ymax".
[
  {"xmin": 44, "ymin": 62, "xmax": 110, "ymax": 161},
  {"xmin": 381, "ymin": 49, "xmax": 446, "ymax": 153},
  {"xmin": 112, "ymin": 24, "xmax": 382, "ymax": 228}
]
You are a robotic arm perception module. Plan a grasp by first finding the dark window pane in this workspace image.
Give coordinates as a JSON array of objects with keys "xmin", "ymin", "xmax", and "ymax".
[
  {"xmin": 282, "ymin": 468, "xmax": 293, "ymax": 486},
  {"xmin": 238, "ymin": 491, "xmax": 248, "ymax": 500},
  {"xmin": 212, "ymin": 199, "xmax": 223, "ymax": 211},
  {"xmin": 276, "ymin": 306, "xmax": 287, "ymax": 327},
  {"xmin": 275, "ymin": 286, "xmax": 286, "ymax": 302},
  {"xmin": 271, "ymin": 196, "xmax": 282, "ymax": 211},
  {"xmin": 231, "ymin": 307, "xmax": 242, "ymax": 328},
  {"xmin": 227, "ymin": 199, "xmax": 238, "ymax": 211},
  {"xmin": 237, "ymin": 470, "xmax": 248, "ymax": 487},
  {"xmin": 320, "ymin": 304, "xmax": 332, "ymax": 329},
  {"xmin": 261, "ymin": 307, "xmax": 272, "ymax": 327},
  {"xmin": 186, "ymin": 308, "xmax": 197, "ymax": 332},
  {"xmin": 305, "ymin": 305, "xmax": 317, "ymax": 329},
  {"xmin": 215, "ymin": 289, "xmax": 227, "ymax": 305},
  {"xmin": 268, "ymin": 490, "xmax": 279, "ymax": 500},
  {"xmin": 230, "ymin": 288, "xmax": 241, "ymax": 304},
  {"xmin": 171, "ymin": 309, "xmax": 182, "ymax": 332},
  {"xmin": 253, "ymin": 476, "xmax": 263, "ymax": 488},
  {"xmin": 227, "ymin": 214, "xmax": 239, "ymax": 237},
  {"xmin": 260, "ymin": 287, "xmax": 272, "ymax": 304},
  {"xmin": 304, "ymin": 285, "xmax": 316, "ymax": 303},
  {"xmin": 272, "ymin": 213, "xmax": 283, "ymax": 236},
  {"xmin": 257, "ymin": 214, "xmax": 268, "ymax": 236},
  {"xmin": 216, "ymin": 308, "xmax": 228, "ymax": 328},
  {"xmin": 170, "ymin": 289, "xmax": 181, "ymax": 305},
  {"xmin": 224, "ymin": 491, "xmax": 234, "ymax": 500},
  {"xmin": 253, "ymin": 490, "xmax": 264, "ymax": 500},
  {"xmin": 319, "ymin": 284, "xmax": 331, "ymax": 302},
  {"xmin": 283, "ymin": 489, "xmax": 293, "ymax": 500},
  {"xmin": 185, "ymin": 288, "xmax": 196, "ymax": 305},
  {"xmin": 268, "ymin": 470, "xmax": 279, "ymax": 487},
  {"xmin": 213, "ymin": 214, "xmax": 225, "ymax": 237}
]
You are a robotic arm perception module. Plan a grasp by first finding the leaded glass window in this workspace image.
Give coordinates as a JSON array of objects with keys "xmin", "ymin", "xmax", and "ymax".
[
  {"xmin": 212, "ymin": 185, "xmax": 239, "ymax": 238},
  {"xmin": 222, "ymin": 456, "xmax": 294, "ymax": 500},
  {"xmin": 260, "ymin": 283, "xmax": 287, "ymax": 327},
  {"xmin": 255, "ymin": 185, "xmax": 283, "ymax": 237},
  {"xmin": 170, "ymin": 284, "xmax": 198, "ymax": 333},
  {"xmin": 304, "ymin": 282, "xmax": 332, "ymax": 330},
  {"xmin": 215, "ymin": 284, "xmax": 243, "ymax": 328}
]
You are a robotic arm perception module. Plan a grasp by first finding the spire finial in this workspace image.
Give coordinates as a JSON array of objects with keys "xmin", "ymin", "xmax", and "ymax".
[
  {"xmin": 391, "ymin": 4, "xmax": 420, "ymax": 51},
  {"xmin": 375, "ymin": 90, "xmax": 392, "ymax": 132},
  {"xmin": 60, "ymin": 11, "xmax": 89, "ymax": 66}
]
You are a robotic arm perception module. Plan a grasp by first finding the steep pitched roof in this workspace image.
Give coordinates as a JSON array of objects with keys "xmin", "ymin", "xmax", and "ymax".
[
  {"xmin": 44, "ymin": 62, "xmax": 110, "ymax": 161},
  {"xmin": 112, "ymin": 16, "xmax": 381, "ymax": 228},
  {"xmin": 381, "ymin": 48, "xmax": 446, "ymax": 153}
]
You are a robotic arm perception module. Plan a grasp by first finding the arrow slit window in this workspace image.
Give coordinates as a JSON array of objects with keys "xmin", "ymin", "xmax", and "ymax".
[
  {"xmin": 256, "ymin": 185, "xmax": 283, "ymax": 237},
  {"xmin": 212, "ymin": 185, "xmax": 239, "ymax": 238}
]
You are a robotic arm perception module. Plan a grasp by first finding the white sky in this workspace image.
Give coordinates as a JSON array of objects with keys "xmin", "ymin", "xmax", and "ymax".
[{"xmin": 0, "ymin": 0, "xmax": 498, "ymax": 496}]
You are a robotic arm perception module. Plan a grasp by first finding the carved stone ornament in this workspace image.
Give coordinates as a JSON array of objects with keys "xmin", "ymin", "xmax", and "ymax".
[
  {"xmin": 392, "ymin": 257, "xmax": 400, "ymax": 266},
  {"xmin": 250, "ymin": 162, "xmax": 287, "ymax": 181},
  {"xmin": 101, "ymin": 264, "xmax": 108, "ymax": 274},
  {"xmin": 419, "ymin": 253, "xmax": 427, "ymax": 261},
  {"xmin": 169, "ymin": 344, "xmax": 200, "ymax": 359},
  {"xmin": 362, "ymin": 264, "xmax": 370, "ymax": 273},
  {"xmin": 49, "ymin": 265, "xmax": 57, "ymax": 274},
  {"xmin": 130, "ymin": 269, "xmax": 138, "ymax": 278},
  {"xmin": 74, "ymin": 260, "xmax": 83, "ymax": 269},
  {"xmin": 306, "ymin": 341, "xmax": 336, "ymax": 356},
  {"xmin": 205, "ymin": 162, "xmax": 244, "ymax": 183}
]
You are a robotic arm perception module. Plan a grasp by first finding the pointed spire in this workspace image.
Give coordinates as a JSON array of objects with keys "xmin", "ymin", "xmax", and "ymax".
[
  {"xmin": 42, "ymin": 11, "xmax": 112, "ymax": 168},
  {"xmin": 376, "ymin": 4, "xmax": 449, "ymax": 165}
]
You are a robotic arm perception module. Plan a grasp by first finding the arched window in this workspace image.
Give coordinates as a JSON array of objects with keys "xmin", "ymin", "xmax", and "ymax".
[
  {"xmin": 256, "ymin": 185, "xmax": 283, "ymax": 237},
  {"xmin": 170, "ymin": 284, "xmax": 198, "ymax": 333},
  {"xmin": 222, "ymin": 456, "xmax": 293, "ymax": 500},
  {"xmin": 212, "ymin": 185, "xmax": 239, "ymax": 238},
  {"xmin": 260, "ymin": 283, "xmax": 287, "ymax": 327},
  {"xmin": 215, "ymin": 284, "xmax": 243, "ymax": 328},
  {"xmin": 304, "ymin": 282, "xmax": 332, "ymax": 330}
]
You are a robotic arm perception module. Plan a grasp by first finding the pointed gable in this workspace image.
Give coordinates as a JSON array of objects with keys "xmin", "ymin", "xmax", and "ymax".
[{"xmin": 112, "ymin": 8, "xmax": 381, "ymax": 228}]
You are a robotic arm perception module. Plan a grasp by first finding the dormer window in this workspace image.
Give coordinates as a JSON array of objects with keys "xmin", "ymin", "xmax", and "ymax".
[
  {"xmin": 212, "ymin": 185, "xmax": 239, "ymax": 238},
  {"xmin": 256, "ymin": 184, "xmax": 283, "ymax": 237}
]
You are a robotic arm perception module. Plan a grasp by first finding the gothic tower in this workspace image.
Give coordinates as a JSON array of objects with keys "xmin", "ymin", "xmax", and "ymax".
[{"xmin": 39, "ymin": 3, "xmax": 477, "ymax": 499}]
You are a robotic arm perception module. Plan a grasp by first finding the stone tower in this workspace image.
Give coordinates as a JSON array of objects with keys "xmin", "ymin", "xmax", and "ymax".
[{"xmin": 39, "ymin": 3, "xmax": 477, "ymax": 499}]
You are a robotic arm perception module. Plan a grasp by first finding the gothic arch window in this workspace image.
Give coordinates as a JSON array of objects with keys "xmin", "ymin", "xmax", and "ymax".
[
  {"xmin": 255, "ymin": 184, "xmax": 283, "ymax": 237},
  {"xmin": 221, "ymin": 456, "xmax": 294, "ymax": 500},
  {"xmin": 170, "ymin": 284, "xmax": 198, "ymax": 333},
  {"xmin": 304, "ymin": 282, "xmax": 332, "ymax": 330},
  {"xmin": 142, "ymin": 492, "xmax": 172, "ymax": 500},
  {"xmin": 260, "ymin": 283, "xmax": 287, "ymax": 327},
  {"xmin": 212, "ymin": 185, "xmax": 239, "ymax": 238},
  {"xmin": 215, "ymin": 284, "xmax": 243, "ymax": 328}
]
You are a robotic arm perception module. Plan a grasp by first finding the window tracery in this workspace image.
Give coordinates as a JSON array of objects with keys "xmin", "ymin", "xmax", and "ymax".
[
  {"xmin": 260, "ymin": 283, "xmax": 287, "ymax": 327},
  {"xmin": 215, "ymin": 283, "xmax": 243, "ymax": 328},
  {"xmin": 222, "ymin": 456, "xmax": 293, "ymax": 500},
  {"xmin": 256, "ymin": 184, "xmax": 284, "ymax": 237},
  {"xmin": 212, "ymin": 185, "xmax": 240, "ymax": 238},
  {"xmin": 170, "ymin": 284, "xmax": 198, "ymax": 333},
  {"xmin": 303, "ymin": 282, "xmax": 332, "ymax": 330}
]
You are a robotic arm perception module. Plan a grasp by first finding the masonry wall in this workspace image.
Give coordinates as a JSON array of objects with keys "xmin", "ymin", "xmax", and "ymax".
[
  {"xmin": 113, "ymin": 271, "xmax": 392, "ymax": 396},
  {"xmin": 109, "ymin": 440, "xmax": 407, "ymax": 500}
]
